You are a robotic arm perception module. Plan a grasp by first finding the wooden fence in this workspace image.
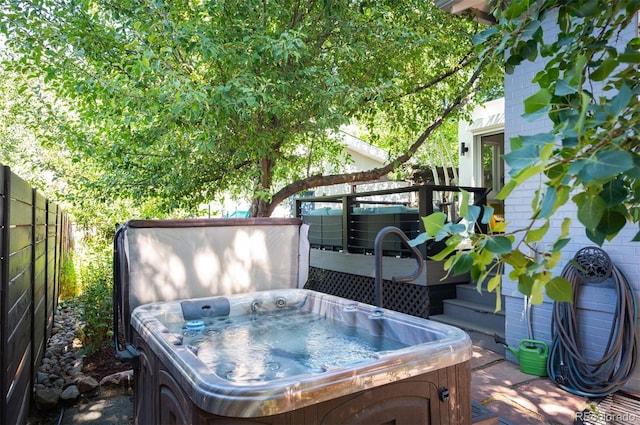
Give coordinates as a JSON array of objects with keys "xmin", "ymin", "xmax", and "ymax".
[{"xmin": 0, "ymin": 164, "xmax": 71, "ymax": 425}]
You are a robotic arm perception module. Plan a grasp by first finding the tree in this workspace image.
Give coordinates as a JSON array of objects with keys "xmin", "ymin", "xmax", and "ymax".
[
  {"xmin": 0, "ymin": 0, "xmax": 500, "ymax": 217},
  {"xmin": 411, "ymin": 0, "xmax": 639, "ymax": 306}
]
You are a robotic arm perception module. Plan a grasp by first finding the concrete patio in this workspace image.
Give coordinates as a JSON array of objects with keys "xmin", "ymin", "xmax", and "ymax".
[{"xmin": 469, "ymin": 332, "xmax": 589, "ymax": 425}]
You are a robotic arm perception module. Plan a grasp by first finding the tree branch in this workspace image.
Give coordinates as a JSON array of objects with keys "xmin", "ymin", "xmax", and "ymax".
[{"xmin": 265, "ymin": 61, "xmax": 485, "ymax": 216}]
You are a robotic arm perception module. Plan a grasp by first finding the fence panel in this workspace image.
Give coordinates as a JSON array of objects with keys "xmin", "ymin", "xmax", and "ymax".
[
  {"xmin": 0, "ymin": 164, "xmax": 70, "ymax": 425},
  {"xmin": 46, "ymin": 203, "xmax": 59, "ymax": 337},
  {"xmin": 33, "ymin": 192, "xmax": 48, "ymax": 382},
  {"xmin": 0, "ymin": 166, "xmax": 6, "ymax": 425},
  {"xmin": 4, "ymin": 170, "xmax": 34, "ymax": 425}
]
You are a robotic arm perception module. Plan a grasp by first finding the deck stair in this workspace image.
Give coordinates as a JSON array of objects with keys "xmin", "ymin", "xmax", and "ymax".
[{"xmin": 430, "ymin": 281, "xmax": 505, "ymax": 353}]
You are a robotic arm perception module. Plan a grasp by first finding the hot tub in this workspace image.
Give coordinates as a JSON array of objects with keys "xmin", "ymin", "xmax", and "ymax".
[
  {"xmin": 130, "ymin": 288, "xmax": 472, "ymax": 424},
  {"xmin": 114, "ymin": 219, "xmax": 472, "ymax": 424}
]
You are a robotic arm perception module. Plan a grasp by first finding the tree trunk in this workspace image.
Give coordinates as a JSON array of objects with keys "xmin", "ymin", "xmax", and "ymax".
[
  {"xmin": 250, "ymin": 156, "xmax": 275, "ymax": 217},
  {"xmin": 250, "ymin": 198, "xmax": 272, "ymax": 217},
  {"xmin": 249, "ymin": 60, "xmax": 485, "ymax": 218}
]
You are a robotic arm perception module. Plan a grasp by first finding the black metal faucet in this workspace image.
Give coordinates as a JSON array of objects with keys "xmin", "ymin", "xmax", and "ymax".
[{"xmin": 374, "ymin": 226, "xmax": 425, "ymax": 309}]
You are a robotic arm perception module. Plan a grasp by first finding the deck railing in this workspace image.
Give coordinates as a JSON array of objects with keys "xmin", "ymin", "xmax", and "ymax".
[{"xmin": 294, "ymin": 183, "xmax": 488, "ymax": 259}]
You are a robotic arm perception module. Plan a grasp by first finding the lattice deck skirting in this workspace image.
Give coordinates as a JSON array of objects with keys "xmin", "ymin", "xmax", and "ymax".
[{"xmin": 305, "ymin": 267, "xmax": 430, "ymax": 319}]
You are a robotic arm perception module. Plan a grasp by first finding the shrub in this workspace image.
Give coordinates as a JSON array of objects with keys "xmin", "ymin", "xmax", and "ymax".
[
  {"xmin": 59, "ymin": 253, "xmax": 78, "ymax": 300},
  {"xmin": 75, "ymin": 237, "xmax": 113, "ymax": 355}
]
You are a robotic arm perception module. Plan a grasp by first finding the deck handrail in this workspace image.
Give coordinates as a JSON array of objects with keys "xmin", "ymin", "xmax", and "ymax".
[
  {"xmin": 374, "ymin": 226, "xmax": 425, "ymax": 308},
  {"xmin": 294, "ymin": 183, "xmax": 490, "ymax": 257}
]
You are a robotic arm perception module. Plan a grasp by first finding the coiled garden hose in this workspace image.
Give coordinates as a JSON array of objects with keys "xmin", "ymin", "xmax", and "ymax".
[{"xmin": 548, "ymin": 247, "xmax": 638, "ymax": 397}]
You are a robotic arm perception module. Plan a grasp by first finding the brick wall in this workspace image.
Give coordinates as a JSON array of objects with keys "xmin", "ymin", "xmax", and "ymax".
[{"xmin": 502, "ymin": 10, "xmax": 640, "ymax": 393}]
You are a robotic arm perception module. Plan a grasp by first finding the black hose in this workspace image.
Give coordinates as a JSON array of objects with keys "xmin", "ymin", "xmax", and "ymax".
[{"xmin": 548, "ymin": 254, "xmax": 638, "ymax": 397}]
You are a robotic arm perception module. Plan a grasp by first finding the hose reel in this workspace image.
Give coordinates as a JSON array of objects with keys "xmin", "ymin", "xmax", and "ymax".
[
  {"xmin": 573, "ymin": 246, "xmax": 612, "ymax": 283},
  {"xmin": 548, "ymin": 247, "xmax": 638, "ymax": 397}
]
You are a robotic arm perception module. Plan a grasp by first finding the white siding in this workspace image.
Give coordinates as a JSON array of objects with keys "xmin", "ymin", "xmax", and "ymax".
[{"xmin": 503, "ymin": 10, "xmax": 640, "ymax": 393}]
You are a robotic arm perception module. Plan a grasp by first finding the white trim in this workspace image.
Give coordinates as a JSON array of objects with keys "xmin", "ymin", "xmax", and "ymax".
[{"xmin": 339, "ymin": 130, "xmax": 389, "ymax": 163}]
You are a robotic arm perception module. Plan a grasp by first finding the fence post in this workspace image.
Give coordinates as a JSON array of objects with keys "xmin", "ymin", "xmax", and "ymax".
[
  {"xmin": 0, "ymin": 164, "xmax": 9, "ymax": 425},
  {"xmin": 341, "ymin": 195, "xmax": 353, "ymax": 253}
]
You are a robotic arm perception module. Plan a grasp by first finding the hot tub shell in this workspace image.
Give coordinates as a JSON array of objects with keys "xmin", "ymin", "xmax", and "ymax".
[{"xmin": 131, "ymin": 289, "xmax": 471, "ymax": 424}]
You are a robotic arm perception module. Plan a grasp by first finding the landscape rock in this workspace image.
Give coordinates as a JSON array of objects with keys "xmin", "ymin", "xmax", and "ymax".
[
  {"xmin": 76, "ymin": 376, "xmax": 100, "ymax": 394},
  {"xmin": 31, "ymin": 302, "xmax": 87, "ymax": 415},
  {"xmin": 37, "ymin": 371, "xmax": 49, "ymax": 384},
  {"xmin": 100, "ymin": 369, "xmax": 133, "ymax": 389},
  {"xmin": 35, "ymin": 388, "xmax": 62, "ymax": 410},
  {"xmin": 60, "ymin": 385, "xmax": 81, "ymax": 402},
  {"xmin": 31, "ymin": 303, "xmax": 131, "ymax": 421}
]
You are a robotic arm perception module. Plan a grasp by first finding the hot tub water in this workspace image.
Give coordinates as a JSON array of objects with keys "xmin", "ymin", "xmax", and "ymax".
[{"xmin": 172, "ymin": 308, "xmax": 407, "ymax": 383}]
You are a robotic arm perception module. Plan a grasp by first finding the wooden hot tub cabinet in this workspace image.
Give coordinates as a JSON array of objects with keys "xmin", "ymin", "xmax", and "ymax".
[{"xmin": 132, "ymin": 328, "xmax": 471, "ymax": 425}]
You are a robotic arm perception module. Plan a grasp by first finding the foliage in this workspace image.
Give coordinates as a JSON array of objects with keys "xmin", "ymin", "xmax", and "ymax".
[
  {"xmin": 412, "ymin": 0, "xmax": 639, "ymax": 306},
  {"xmin": 59, "ymin": 253, "xmax": 78, "ymax": 300},
  {"xmin": 75, "ymin": 236, "xmax": 113, "ymax": 355},
  {"xmin": 0, "ymin": 0, "xmax": 501, "ymax": 216}
]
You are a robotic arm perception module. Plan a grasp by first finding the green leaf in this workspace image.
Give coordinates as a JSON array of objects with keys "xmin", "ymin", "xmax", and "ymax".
[
  {"xmin": 429, "ymin": 243, "xmax": 458, "ymax": 262},
  {"xmin": 619, "ymin": 50, "xmax": 640, "ymax": 63},
  {"xmin": 522, "ymin": 19, "xmax": 541, "ymax": 39},
  {"xmin": 466, "ymin": 205, "xmax": 481, "ymax": 225},
  {"xmin": 560, "ymin": 217, "xmax": 571, "ymax": 239},
  {"xmin": 569, "ymin": 0, "xmax": 599, "ymax": 18},
  {"xmin": 448, "ymin": 223, "xmax": 467, "ymax": 234},
  {"xmin": 523, "ymin": 88, "xmax": 551, "ymax": 115},
  {"xmin": 554, "ymin": 77, "xmax": 578, "ymax": 96},
  {"xmin": 453, "ymin": 253, "xmax": 474, "ymax": 275},
  {"xmin": 503, "ymin": 250, "xmax": 529, "ymax": 268},
  {"xmin": 520, "ymin": 39, "xmax": 538, "ymax": 61},
  {"xmin": 538, "ymin": 186, "xmax": 557, "ymax": 218},
  {"xmin": 494, "ymin": 283, "xmax": 502, "ymax": 312},
  {"xmin": 408, "ymin": 233, "xmax": 430, "ymax": 247},
  {"xmin": 586, "ymin": 227, "xmax": 606, "ymax": 246},
  {"xmin": 497, "ymin": 180, "xmax": 518, "ymax": 200},
  {"xmin": 544, "ymin": 250, "xmax": 562, "ymax": 270},
  {"xmin": 422, "ymin": 212, "xmax": 447, "ymax": 237},
  {"xmin": 578, "ymin": 150, "xmax": 634, "ymax": 181},
  {"xmin": 590, "ymin": 57, "xmax": 619, "ymax": 81},
  {"xmin": 598, "ymin": 209, "xmax": 627, "ymax": 241},
  {"xmin": 504, "ymin": 144, "xmax": 540, "ymax": 173},
  {"xmin": 601, "ymin": 179, "xmax": 629, "ymax": 207},
  {"xmin": 480, "ymin": 205, "xmax": 494, "ymax": 225},
  {"xmin": 487, "ymin": 273, "xmax": 501, "ymax": 292},
  {"xmin": 577, "ymin": 194, "xmax": 605, "ymax": 230},
  {"xmin": 525, "ymin": 220, "xmax": 549, "ymax": 243},
  {"xmin": 513, "ymin": 163, "xmax": 544, "ymax": 184},
  {"xmin": 552, "ymin": 237, "xmax": 570, "ymax": 251},
  {"xmin": 530, "ymin": 276, "xmax": 546, "ymax": 304},
  {"xmin": 503, "ymin": 0, "xmax": 528, "ymax": 19},
  {"xmin": 472, "ymin": 27, "xmax": 499, "ymax": 45},
  {"xmin": 476, "ymin": 248, "xmax": 495, "ymax": 267},
  {"xmin": 606, "ymin": 83, "xmax": 632, "ymax": 117},
  {"xmin": 540, "ymin": 143, "xmax": 555, "ymax": 162},
  {"xmin": 516, "ymin": 274, "xmax": 532, "ymax": 297},
  {"xmin": 459, "ymin": 189, "xmax": 469, "ymax": 218},
  {"xmin": 485, "ymin": 236, "xmax": 513, "ymax": 254},
  {"xmin": 554, "ymin": 185, "xmax": 571, "ymax": 213},
  {"xmin": 545, "ymin": 164, "xmax": 569, "ymax": 186},
  {"xmin": 574, "ymin": 91, "xmax": 591, "ymax": 133},
  {"xmin": 545, "ymin": 276, "xmax": 573, "ymax": 302}
]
